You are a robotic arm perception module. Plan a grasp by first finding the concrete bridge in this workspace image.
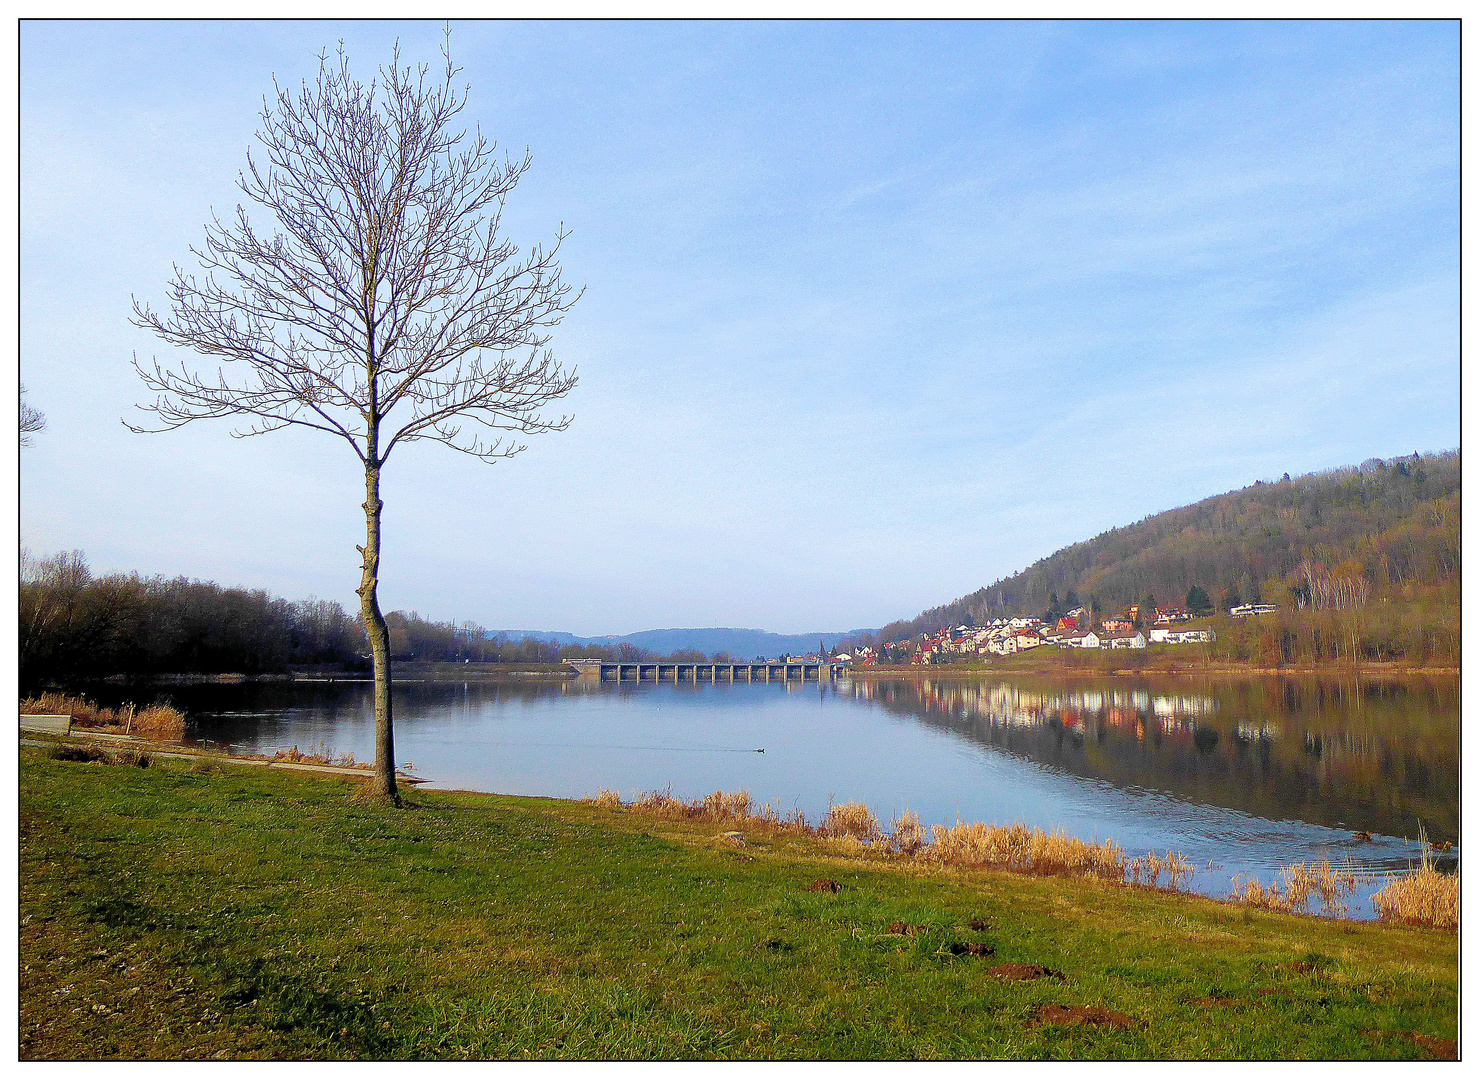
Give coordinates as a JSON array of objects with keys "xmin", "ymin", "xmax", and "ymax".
[{"xmin": 566, "ymin": 659, "xmax": 844, "ymax": 683}]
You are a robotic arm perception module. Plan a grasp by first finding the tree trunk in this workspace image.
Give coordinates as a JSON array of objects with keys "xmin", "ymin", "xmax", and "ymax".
[{"xmin": 359, "ymin": 459, "xmax": 397, "ymax": 798}]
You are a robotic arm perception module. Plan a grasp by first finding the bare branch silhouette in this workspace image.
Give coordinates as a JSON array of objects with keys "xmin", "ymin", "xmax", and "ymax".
[{"xmin": 129, "ymin": 32, "xmax": 580, "ymax": 795}]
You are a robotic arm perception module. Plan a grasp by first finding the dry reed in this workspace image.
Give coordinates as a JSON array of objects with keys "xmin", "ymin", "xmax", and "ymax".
[
  {"xmin": 890, "ymin": 810, "xmax": 927, "ymax": 856},
  {"xmin": 821, "ymin": 801, "xmax": 882, "ymax": 842},
  {"xmin": 1230, "ymin": 860, "xmax": 1358, "ymax": 917},
  {"xmin": 1127, "ymin": 851, "xmax": 1196, "ymax": 891},
  {"xmin": 1371, "ymin": 847, "xmax": 1458, "ymax": 928},
  {"xmin": 21, "ymin": 692, "xmax": 186, "ymax": 738},
  {"xmin": 611, "ymin": 787, "xmax": 811, "ymax": 836},
  {"xmin": 265, "ymin": 745, "xmax": 365, "ymax": 769},
  {"xmin": 925, "ymin": 820, "xmax": 1130, "ymax": 882},
  {"xmin": 591, "ymin": 789, "xmax": 1194, "ymax": 891}
]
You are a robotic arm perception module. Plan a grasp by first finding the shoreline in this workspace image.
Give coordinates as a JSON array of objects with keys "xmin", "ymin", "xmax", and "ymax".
[
  {"xmin": 58, "ymin": 659, "xmax": 1462, "ymax": 689},
  {"xmin": 19, "ymin": 743, "xmax": 1458, "ymax": 1059},
  {"xmin": 847, "ymin": 661, "xmax": 1460, "ymax": 679},
  {"xmin": 19, "ymin": 725, "xmax": 1452, "ymax": 914}
]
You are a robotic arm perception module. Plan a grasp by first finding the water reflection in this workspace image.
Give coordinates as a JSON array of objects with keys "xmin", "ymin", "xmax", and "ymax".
[
  {"xmin": 845, "ymin": 677, "xmax": 1458, "ymax": 846},
  {"xmin": 108, "ymin": 672, "xmax": 1457, "ymax": 914}
]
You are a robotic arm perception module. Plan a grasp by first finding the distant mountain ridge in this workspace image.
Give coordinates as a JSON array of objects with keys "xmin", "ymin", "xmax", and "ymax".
[
  {"xmin": 861, "ymin": 450, "xmax": 1460, "ymax": 646},
  {"xmin": 487, "ymin": 627, "xmax": 874, "ymax": 659}
]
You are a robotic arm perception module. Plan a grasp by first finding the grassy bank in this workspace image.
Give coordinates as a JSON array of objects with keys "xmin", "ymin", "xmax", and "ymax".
[
  {"xmin": 855, "ymin": 649, "xmax": 1460, "ymax": 678},
  {"xmin": 20, "ymin": 746, "xmax": 1456, "ymax": 1060}
]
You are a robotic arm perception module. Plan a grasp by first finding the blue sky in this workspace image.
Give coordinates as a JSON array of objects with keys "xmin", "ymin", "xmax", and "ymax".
[{"xmin": 19, "ymin": 20, "xmax": 1459, "ymax": 635}]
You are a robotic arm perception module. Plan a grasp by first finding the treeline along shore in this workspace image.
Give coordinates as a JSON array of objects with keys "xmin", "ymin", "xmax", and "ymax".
[
  {"xmin": 19, "ymin": 550, "xmax": 780, "ymax": 694},
  {"xmin": 21, "ymin": 453, "xmax": 1457, "ymax": 694}
]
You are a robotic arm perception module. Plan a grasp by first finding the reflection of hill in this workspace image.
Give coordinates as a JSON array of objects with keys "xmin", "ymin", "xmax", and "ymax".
[{"xmin": 844, "ymin": 677, "xmax": 1458, "ymax": 844}]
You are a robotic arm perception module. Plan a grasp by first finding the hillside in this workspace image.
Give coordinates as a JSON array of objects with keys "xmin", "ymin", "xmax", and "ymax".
[
  {"xmin": 866, "ymin": 451, "xmax": 1459, "ymax": 646},
  {"xmin": 489, "ymin": 627, "xmax": 873, "ymax": 660}
]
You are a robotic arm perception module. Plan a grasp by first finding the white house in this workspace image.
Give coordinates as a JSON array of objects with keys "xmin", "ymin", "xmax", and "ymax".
[
  {"xmin": 1104, "ymin": 632, "xmax": 1148, "ymax": 649},
  {"xmin": 1149, "ymin": 627, "xmax": 1216, "ymax": 644},
  {"xmin": 1229, "ymin": 604, "xmax": 1280, "ymax": 618}
]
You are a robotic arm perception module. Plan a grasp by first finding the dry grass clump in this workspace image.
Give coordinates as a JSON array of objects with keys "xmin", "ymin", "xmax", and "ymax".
[
  {"xmin": 46, "ymin": 744, "xmax": 151, "ymax": 768},
  {"xmin": 593, "ymin": 789, "xmax": 1194, "ymax": 891},
  {"xmin": 1127, "ymin": 851, "xmax": 1196, "ymax": 891},
  {"xmin": 618, "ymin": 788, "xmax": 810, "ymax": 835},
  {"xmin": 821, "ymin": 801, "xmax": 882, "ymax": 842},
  {"xmin": 1230, "ymin": 861, "xmax": 1357, "ymax": 917},
  {"xmin": 128, "ymin": 704, "xmax": 187, "ymax": 738},
  {"xmin": 890, "ymin": 809, "xmax": 927, "ymax": 856},
  {"xmin": 265, "ymin": 745, "xmax": 365, "ymax": 769},
  {"xmin": 926, "ymin": 820, "xmax": 1129, "ymax": 882},
  {"xmin": 48, "ymin": 744, "xmax": 111, "ymax": 763},
  {"xmin": 20, "ymin": 693, "xmax": 186, "ymax": 738},
  {"xmin": 1372, "ymin": 849, "xmax": 1458, "ymax": 928}
]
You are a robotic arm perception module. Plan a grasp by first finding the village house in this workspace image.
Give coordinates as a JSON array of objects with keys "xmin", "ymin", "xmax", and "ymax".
[
  {"xmin": 1149, "ymin": 627, "xmax": 1216, "ymax": 644},
  {"xmin": 1103, "ymin": 631, "xmax": 1148, "ymax": 649},
  {"xmin": 1229, "ymin": 603, "xmax": 1280, "ymax": 617},
  {"xmin": 1100, "ymin": 616, "xmax": 1135, "ymax": 635}
]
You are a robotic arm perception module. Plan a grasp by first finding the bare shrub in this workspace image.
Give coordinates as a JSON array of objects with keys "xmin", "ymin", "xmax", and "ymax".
[{"xmin": 590, "ymin": 789, "xmax": 622, "ymax": 809}]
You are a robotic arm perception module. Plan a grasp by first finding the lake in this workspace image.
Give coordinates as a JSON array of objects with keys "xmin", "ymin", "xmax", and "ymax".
[{"xmin": 146, "ymin": 672, "xmax": 1457, "ymax": 916}]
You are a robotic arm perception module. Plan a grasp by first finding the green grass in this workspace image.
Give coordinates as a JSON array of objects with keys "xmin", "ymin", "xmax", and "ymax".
[{"xmin": 19, "ymin": 746, "xmax": 1457, "ymax": 1060}]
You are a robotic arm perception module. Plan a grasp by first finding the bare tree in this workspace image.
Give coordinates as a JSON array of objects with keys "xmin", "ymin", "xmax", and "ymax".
[
  {"xmin": 20, "ymin": 384, "xmax": 46, "ymax": 446},
  {"xmin": 129, "ymin": 35, "xmax": 580, "ymax": 797}
]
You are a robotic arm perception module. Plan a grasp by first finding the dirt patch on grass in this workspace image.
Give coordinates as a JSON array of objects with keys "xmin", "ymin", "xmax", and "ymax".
[
  {"xmin": 1033, "ymin": 1003, "xmax": 1134, "ymax": 1030},
  {"xmin": 805, "ymin": 879, "xmax": 841, "ymax": 894},
  {"xmin": 886, "ymin": 922, "xmax": 925, "ymax": 936},
  {"xmin": 1409, "ymin": 1033, "xmax": 1458, "ymax": 1060},
  {"xmin": 948, "ymin": 942, "xmax": 995, "ymax": 957},
  {"xmin": 48, "ymin": 745, "xmax": 111, "ymax": 763},
  {"xmin": 1364, "ymin": 1030, "xmax": 1458, "ymax": 1060},
  {"xmin": 968, "ymin": 917, "xmax": 992, "ymax": 931},
  {"xmin": 988, "ymin": 963, "xmax": 1064, "ymax": 982}
]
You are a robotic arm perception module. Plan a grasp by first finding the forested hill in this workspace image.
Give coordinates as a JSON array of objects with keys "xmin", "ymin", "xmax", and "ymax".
[{"xmin": 867, "ymin": 451, "xmax": 1459, "ymax": 645}]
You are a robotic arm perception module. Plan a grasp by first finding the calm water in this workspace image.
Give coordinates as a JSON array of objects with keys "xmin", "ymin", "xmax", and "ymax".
[{"xmin": 144, "ymin": 673, "xmax": 1457, "ymax": 916}]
